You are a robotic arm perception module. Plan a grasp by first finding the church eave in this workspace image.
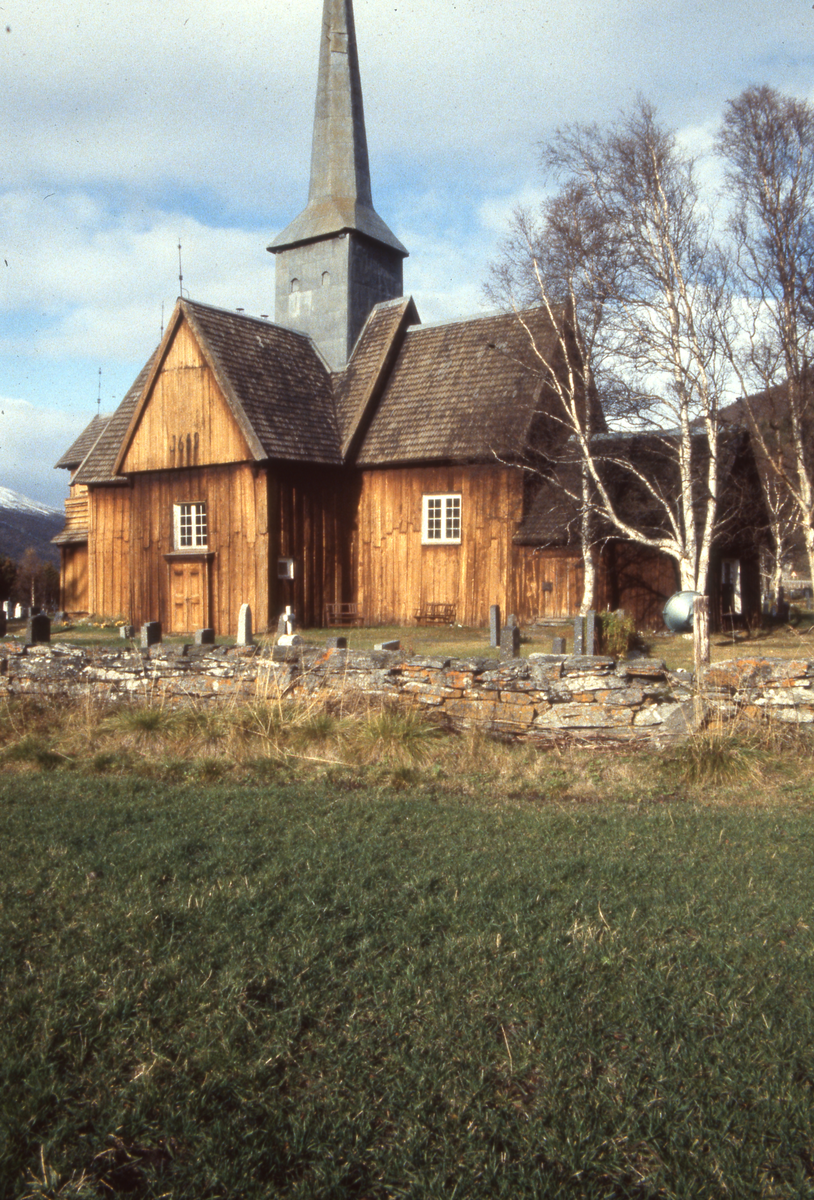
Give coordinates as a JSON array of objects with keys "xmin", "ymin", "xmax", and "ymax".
[{"xmin": 268, "ymin": 199, "xmax": 407, "ymax": 258}]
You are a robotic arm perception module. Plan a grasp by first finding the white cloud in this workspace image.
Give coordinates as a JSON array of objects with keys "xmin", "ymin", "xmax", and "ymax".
[{"xmin": 0, "ymin": 396, "xmax": 80, "ymax": 507}]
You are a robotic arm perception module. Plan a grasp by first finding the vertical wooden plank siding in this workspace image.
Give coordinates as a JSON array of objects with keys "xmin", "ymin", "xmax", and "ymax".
[
  {"xmin": 354, "ymin": 465, "xmax": 528, "ymax": 626},
  {"xmin": 125, "ymin": 464, "xmax": 271, "ymax": 635},
  {"xmin": 121, "ymin": 321, "xmax": 252, "ymax": 473},
  {"xmin": 512, "ymin": 547, "xmax": 586, "ymax": 621},
  {"xmin": 87, "ymin": 466, "xmax": 270, "ymax": 633},
  {"xmin": 88, "ymin": 487, "xmax": 131, "ymax": 619},
  {"xmin": 60, "ymin": 544, "xmax": 89, "ymax": 613},
  {"xmin": 600, "ymin": 544, "xmax": 679, "ymax": 629},
  {"xmin": 271, "ymin": 465, "xmax": 354, "ymax": 627}
]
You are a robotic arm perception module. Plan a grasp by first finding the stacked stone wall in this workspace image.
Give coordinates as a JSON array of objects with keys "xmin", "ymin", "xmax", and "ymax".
[{"xmin": 1, "ymin": 642, "xmax": 813, "ymax": 745}]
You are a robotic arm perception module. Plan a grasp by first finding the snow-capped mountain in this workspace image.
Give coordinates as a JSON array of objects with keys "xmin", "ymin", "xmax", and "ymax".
[
  {"xmin": 0, "ymin": 487, "xmax": 63, "ymax": 565},
  {"xmin": 0, "ymin": 486, "xmax": 62, "ymax": 519}
]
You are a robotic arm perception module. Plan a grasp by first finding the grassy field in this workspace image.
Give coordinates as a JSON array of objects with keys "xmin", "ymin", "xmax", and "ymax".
[{"xmin": 2, "ymin": 741, "xmax": 814, "ymax": 1198}]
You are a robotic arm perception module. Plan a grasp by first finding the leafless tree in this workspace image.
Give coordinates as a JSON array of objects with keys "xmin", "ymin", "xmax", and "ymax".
[
  {"xmin": 489, "ymin": 99, "xmax": 735, "ymax": 601},
  {"xmin": 717, "ymin": 84, "xmax": 814, "ymax": 588}
]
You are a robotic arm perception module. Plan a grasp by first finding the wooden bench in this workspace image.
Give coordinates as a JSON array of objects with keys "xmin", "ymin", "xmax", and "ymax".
[
  {"xmin": 414, "ymin": 602, "xmax": 456, "ymax": 625},
  {"xmin": 324, "ymin": 602, "xmax": 364, "ymax": 627}
]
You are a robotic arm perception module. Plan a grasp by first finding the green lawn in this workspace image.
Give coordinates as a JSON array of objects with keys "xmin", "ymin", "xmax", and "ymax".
[{"xmin": 2, "ymin": 774, "xmax": 814, "ymax": 1198}]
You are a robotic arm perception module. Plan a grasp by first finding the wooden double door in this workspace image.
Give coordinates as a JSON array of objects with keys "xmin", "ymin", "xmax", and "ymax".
[{"xmin": 167, "ymin": 555, "xmax": 212, "ymax": 633}]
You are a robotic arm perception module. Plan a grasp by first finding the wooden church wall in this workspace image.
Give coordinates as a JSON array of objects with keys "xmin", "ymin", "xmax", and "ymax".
[
  {"xmin": 121, "ymin": 322, "xmax": 252, "ymax": 474},
  {"xmin": 272, "ymin": 465, "xmax": 358, "ymax": 628},
  {"xmin": 125, "ymin": 464, "xmax": 270, "ymax": 635},
  {"xmin": 353, "ymin": 465, "xmax": 525, "ymax": 626},
  {"xmin": 88, "ymin": 486, "xmax": 132, "ymax": 621},
  {"xmin": 511, "ymin": 547, "xmax": 586, "ymax": 622},
  {"xmin": 60, "ymin": 544, "xmax": 89, "ymax": 614}
]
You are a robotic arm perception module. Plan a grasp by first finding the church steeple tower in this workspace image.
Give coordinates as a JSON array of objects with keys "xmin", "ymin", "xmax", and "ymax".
[{"xmin": 268, "ymin": 0, "xmax": 407, "ymax": 369}]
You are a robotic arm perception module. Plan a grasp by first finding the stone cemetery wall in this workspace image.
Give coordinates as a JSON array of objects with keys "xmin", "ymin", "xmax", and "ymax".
[{"xmin": 1, "ymin": 641, "xmax": 813, "ymax": 745}]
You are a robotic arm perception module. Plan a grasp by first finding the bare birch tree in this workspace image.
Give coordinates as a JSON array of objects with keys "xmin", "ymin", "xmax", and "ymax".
[
  {"xmin": 487, "ymin": 186, "xmax": 623, "ymax": 611},
  {"xmin": 717, "ymin": 84, "xmax": 814, "ymax": 588},
  {"xmin": 490, "ymin": 100, "xmax": 735, "ymax": 598}
]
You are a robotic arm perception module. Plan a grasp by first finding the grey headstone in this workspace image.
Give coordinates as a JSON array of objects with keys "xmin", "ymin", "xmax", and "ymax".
[
  {"xmin": 140, "ymin": 621, "xmax": 161, "ymax": 648},
  {"xmin": 500, "ymin": 625, "xmax": 521, "ymax": 660},
  {"xmin": 573, "ymin": 616, "xmax": 584, "ymax": 656},
  {"xmin": 277, "ymin": 613, "xmax": 288, "ymax": 636},
  {"xmin": 326, "ymin": 636, "xmax": 348, "ymax": 649},
  {"xmin": 194, "ymin": 628, "xmax": 215, "ymax": 645},
  {"xmin": 120, "ymin": 624, "xmax": 135, "ymax": 639},
  {"xmin": 506, "ymin": 613, "xmax": 518, "ymax": 628},
  {"xmin": 26, "ymin": 613, "xmax": 50, "ymax": 646},
  {"xmin": 237, "ymin": 603, "xmax": 253, "ymax": 646},
  {"xmin": 489, "ymin": 604, "xmax": 501, "ymax": 648},
  {"xmin": 551, "ymin": 636, "xmax": 566, "ymax": 655},
  {"xmin": 375, "ymin": 640, "xmax": 400, "ymax": 651},
  {"xmin": 586, "ymin": 610, "xmax": 596, "ymax": 656},
  {"xmin": 14, "ymin": 605, "xmax": 25, "ymax": 620}
]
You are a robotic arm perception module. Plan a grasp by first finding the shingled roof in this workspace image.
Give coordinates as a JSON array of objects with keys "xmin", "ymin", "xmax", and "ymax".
[
  {"xmin": 60, "ymin": 300, "xmax": 582, "ymax": 483},
  {"xmin": 69, "ymin": 300, "xmax": 341, "ymax": 484},
  {"xmin": 353, "ymin": 306, "xmax": 566, "ymax": 466},
  {"xmin": 176, "ymin": 300, "xmax": 340, "ymax": 466},
  {"xmin": 54, "ymin": 413, "xmax": 113, "ymax": 472},
  {"xmin": 333, "ymin": 295, "xmax": 419, "ymax": 455},
  {"xmin": 74, "ymin": 357, "xmax": 157, "ymax": 485}
]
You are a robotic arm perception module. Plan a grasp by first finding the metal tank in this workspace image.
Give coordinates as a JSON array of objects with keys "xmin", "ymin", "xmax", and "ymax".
[{"xmin": 662, "ymin": 591, "xmax": 702, "ymax": 634}]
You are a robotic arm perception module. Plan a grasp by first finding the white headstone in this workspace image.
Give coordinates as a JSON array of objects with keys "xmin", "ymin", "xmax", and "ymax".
[{"xmin": 237, "ymin": 603, "xmax": 253, "ymax": 646}]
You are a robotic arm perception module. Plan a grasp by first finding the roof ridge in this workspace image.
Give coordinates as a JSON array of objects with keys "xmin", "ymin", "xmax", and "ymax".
[
  {"xmin": 405, "ymin": 303, "xmax": 559, "ymax": 334},
  {"xmin": 180, "ymin": 296, "xmax": 313, "ymax": 336}
]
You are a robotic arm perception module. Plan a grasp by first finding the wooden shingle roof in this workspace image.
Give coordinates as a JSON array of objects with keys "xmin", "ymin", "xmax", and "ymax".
[
  {"xmin": 354, "ymin": 307, "xmax": 564, "ymax": 466},
  {"xmin": 179, "ymin": 300, "xmax": 341, "ymax": 466},
  {"xmin": 54, "ymin": 413, "xmax": 113, "ymax": 471},
  {"xmin": 74, "ymin": 357, "xmax": 157, "ymax": 485},
  {"xmin": 59, "ymin": 299, "xmax": 580, "ymax": 482},
  {"xmin": 69, "ymin": 300, "xmax": 341, "ymax": 484},
  {"xmin": 333, "ymin": 296, "xmax": 419, "ymax": 455}
]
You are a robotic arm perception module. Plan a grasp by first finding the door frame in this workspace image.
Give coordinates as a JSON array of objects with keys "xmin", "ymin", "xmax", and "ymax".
[{"xmin": 163, "ymin": 551, "xmax": 214, "ymax": 633}]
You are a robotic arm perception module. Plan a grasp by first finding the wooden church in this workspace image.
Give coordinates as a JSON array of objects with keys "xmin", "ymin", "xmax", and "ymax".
[{"xmin": 53, "ymin": 0, "xmax": 763, "ymax": 633}]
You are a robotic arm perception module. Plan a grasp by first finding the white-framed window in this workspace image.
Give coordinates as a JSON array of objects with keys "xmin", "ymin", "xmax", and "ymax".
[
  {"xmin": 174, "ymin": 502, "xmax": 208, "ymax": 550},
  {"xmin": 422, "ymin": 494, "xmax": 461, "ymax": 544}
]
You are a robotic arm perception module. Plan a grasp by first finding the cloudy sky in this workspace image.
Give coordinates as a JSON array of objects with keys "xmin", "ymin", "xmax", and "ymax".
[{"xmin": 2, "ymin": 0, "xmax": 813, "ymax": 508}]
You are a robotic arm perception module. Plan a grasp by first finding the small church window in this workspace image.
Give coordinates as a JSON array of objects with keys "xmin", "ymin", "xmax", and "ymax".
[
  {"xmin": 422, "ymin": 494, "xmax": 461, "ymax": 544},
  {"xmin": 322, "ymin": 271, "xmax": 331, "ymax": 287},
  {"xmin": 290, "ymin": 278, "xmax": 301, "ymax": 294},
  {"xmin": 174, "ymin": 502, "xmax": 208, "ymax": 550}
]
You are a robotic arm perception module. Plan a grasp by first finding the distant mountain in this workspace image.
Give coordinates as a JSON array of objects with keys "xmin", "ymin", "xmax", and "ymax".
[{"xmin": 0, "ymin": 487, "xmax": 63, "ymax": 565}]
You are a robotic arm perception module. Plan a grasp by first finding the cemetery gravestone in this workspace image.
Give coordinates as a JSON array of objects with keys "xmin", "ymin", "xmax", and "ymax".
[
  {"xmin": 26, "ymin": 614, "xmax": 50, "ymax": 646},
  {"xmin": 489, "ymin": 605, "xmax": 501, "ymax": 648},
  {"xmin": 237, "ymin": 604, "xmax": 253, "ymax": 646},
  {"xmin": 500, "ymin": 625, "xmax": 521, "ymax": 660},
  {"xmin": 141, "ymin": 622, "xmax": 161, "ymax": 648}
]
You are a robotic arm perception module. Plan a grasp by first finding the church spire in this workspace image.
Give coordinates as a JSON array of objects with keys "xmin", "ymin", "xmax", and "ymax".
[
  {"xmin": 268, "ymin": 0, "xmax": 407, "ymax": 369},
  {"xmin": 308, "ymin": 0, "xmax": 373, "ymax": 211},
  {"xmin": 270, "ymin": 0, "xmax": 406, "ymax": 256}
]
